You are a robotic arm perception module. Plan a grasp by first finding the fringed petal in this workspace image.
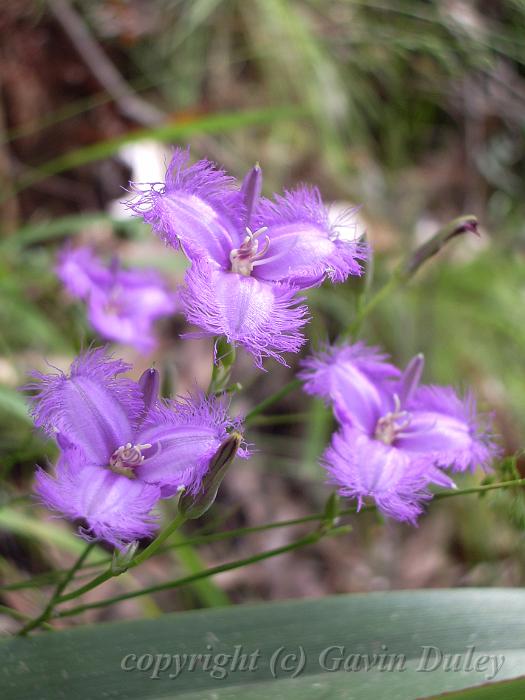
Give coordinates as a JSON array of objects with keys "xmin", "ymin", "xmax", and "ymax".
[
  {"xmin": 56, "ymin": 246, "xmax": 112, "ymax": 299},
  {"xmin": 179, "ymin": 263, "xmax": 309, "ymax": 368},
  {"xmin": 323, "ymin": 427, "xmax": 437, "ymax": 524},
  {"xmin": 399, "ymin": 385, "xmax": 501, "ymax": 472},
  {"xmin": 253, "ymin": 186, "xmax": 369, "ymax": 289},
  {"xmin": 299, "ymin": 342, "xmax": 401, "ymax": 433},
  {"xmin": 127, "ymin": 148, "xmax": 244, "ymax": 267},
  {"xmin": 26, "ymin": 348, "xmax": 143, "ymax": 465},
  {"xmin": 136, "ymin": 392, "xmax": 245, "ymax": 496},
  {"xmin": 35, "ymin": 459, "xmax": 160, "ymax": 549}
]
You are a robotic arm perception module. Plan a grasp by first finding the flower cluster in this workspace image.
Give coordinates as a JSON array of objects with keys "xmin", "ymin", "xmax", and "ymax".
[
  {"xmin": 299, "ymin": 342, "xmax": 499, "ymax": 522},
  {"xmin": 129, "ymin": 148, "xmax": 368, "ymax": 367},
  {"xmin": 27, "ymin": 349, "xmax": 244, "ymax": 548},
  {"xmin": 57, "ymin": 246, "xmax": 176, "ymax": 353}
]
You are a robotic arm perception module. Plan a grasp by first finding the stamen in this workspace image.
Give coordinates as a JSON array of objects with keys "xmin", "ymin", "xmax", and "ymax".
[
  {"xmin": 374, "ymin": 401, "xmax": 412, "ymax": 446},
  {"xmin": 230, "ymin": 227, "xmax": 271, "ymax": 276},
  {"xmin": 109, "ymin": 442, "xmax": 152, "ymax": 478}
]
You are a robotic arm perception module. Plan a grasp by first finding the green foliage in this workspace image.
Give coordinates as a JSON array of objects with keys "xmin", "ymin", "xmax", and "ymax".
[{"xmin": 3, "ymin": 590, "xmax": 525, "ymax": 699}]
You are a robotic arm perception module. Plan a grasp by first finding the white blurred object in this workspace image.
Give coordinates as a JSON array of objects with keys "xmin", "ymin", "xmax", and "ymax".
[
  {"xmin": 329, "ymin": 201, "xmax": 365, "ymax": 242},
  {"xmin": 108, "ymin": 140, "xmax": 171, "ymax": 220}
]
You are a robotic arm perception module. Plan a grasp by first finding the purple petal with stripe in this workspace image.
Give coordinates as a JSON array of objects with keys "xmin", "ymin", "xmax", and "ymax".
[
  {"xmin": 128, "ymin": 148, "xmax": 244, "ymax": 267},
  {"xmin": 253, "ymin": 186, "xmax": 369, "ymax": 289},
  {"xmin": 36, "ymin": 454, "xmax": 160, "ymax": 548},
  {"xmin": 179, "ymin": 263, "xmax": 309, "ymax": 368},
  {"xmin": 136, "ymin": 392, "xmax": 243, "ymax": 496},
  {"xmin": 299, "ymin": 342, "xmax": 400, "ymax": 433},
  {"xmin": 26, "ymin": 349, "xmax": 143, "ymax": 465}
]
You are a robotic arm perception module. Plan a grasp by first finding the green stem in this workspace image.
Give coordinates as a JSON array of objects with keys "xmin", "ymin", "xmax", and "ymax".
[
  {"xmin": 346, "ymin": 215, "xmax": 478, "ymax": 338},
  {"xmin": 6, "ymin": 477, "xmax": 524, "ymax": 596},
  {"xmin": 245, "ymin": 378, "xmax": 302, "ymax": 424},
  {"xmin": 18, "ymin": 540, "xmax": 96, "ymax": 635},
  {"xmin": 131, "ymin": 512, "xmax": 187, "ymax": 567},
  {"xmin": 0, "ymin": 604, "xmax": 53, "ymax": 630},
  {"xmin": 54, "ymin": 526, "xmax": 349, "ymax": 620},
  {"xmin": 57, "ymin": 512, "xmax": 187, "ymax": 604},
  {"xmin": 346, "ymin": 271, "xmax": 402, "ymax": 337}
]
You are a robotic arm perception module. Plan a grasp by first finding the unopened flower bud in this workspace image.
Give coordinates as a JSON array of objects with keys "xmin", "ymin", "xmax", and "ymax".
[
  {"xmin": 404, "ymin": 215, "xmax": 479, "ymax": 278},
  {"xmin": 179, "ymin": 431, "xmax": 242, "ymax": 519},
  {"xmin": 111, "ymin": 540, "xmax": 139, "ymax": 574},
  {"xmin": 240, "ymin": 163, "xmax": 262, "ymax": 226},
  {"xmin": 138, "ymin": 368, "xmax": 160, "ymax": 414}
]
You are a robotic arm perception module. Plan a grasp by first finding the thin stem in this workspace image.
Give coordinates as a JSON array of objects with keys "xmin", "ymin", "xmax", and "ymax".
[
  {"xmin": 5, "ymin": 476, "xmax": 524, "ymax": 596},
  {"xmin": 54, "ymin": 526, "xmax": 349, "ymax": 620},
  {"xmin": 0, "ymin": 605, "xmax": 53, "ymax": 630},
  {"xmin": 131, "ymin": 512, "xmax": 187, "ymax": 567},
  {"xmin": 346, "ymin": 271, "xmax": 402, "ymax": 337},
  {"xmin": 58, "ymin": 512, "xmax": 187, "ymax": 604},
  {"xmin": 346, "ymin": 215, "xmax": 479, "ymax": 338},
  {"xmin": 249, "ymin": 412, "xmax": 310, "ymax": 426},
  {"xmin": 18, "ymin": 540, "xmax": 96, "ymax": 635},
  {"xmin": 245, "ymin": 378, "xmax": 302, "ymax": 424}
]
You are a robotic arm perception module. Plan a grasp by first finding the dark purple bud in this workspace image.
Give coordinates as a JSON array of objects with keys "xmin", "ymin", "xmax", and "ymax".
[
  {"xmin": 240, "ymin": 163, "xmax": 262, "ymax": 226},
  {"xmin": 138, "ymin": 368, "xmax": 160, "ymax": 415}
]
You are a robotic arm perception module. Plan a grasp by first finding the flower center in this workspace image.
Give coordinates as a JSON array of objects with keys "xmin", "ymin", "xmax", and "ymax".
[
  {"xmin": 108, "ymin": 442, "xmax": 151, "ymax": 479},
  {"xmin": 374, "ymin": 395, "xmax": 411, "ymax": 446},
  {"xmin": 230, "ymin": 226, "xmax": 270, "ymax": 276}
]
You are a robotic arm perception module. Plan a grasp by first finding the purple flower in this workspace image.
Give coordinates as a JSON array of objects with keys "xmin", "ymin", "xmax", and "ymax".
[
  {"xmin": 129, "ymin": 148, "xmax": 368, "ymax": 367},
  {"xmin": 57, "ymin": 246, "xmax": 176, "ymax": 353},
  {"xmin": 27, "ymin": 349, "xmax": 244, "ymax": 548},
  {"xmin": 300, "ymin": 343, "xmax": 499, "ymax": 523}
]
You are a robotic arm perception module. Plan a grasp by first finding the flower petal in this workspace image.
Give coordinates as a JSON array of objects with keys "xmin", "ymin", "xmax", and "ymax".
[
  {"xmin": 35, "ymin": 456, "xmax": 160, "ymax": 548},
  {"xmin": 299, "ymin": 342, "xmax": 401, "ymax": 433},
  {"xmin": 253, "ymin": 187, "xmax": 368, "ymax": 289},
  {"xmin": 87, "ymin": 270, "xmax": 176, "ymax": 353},
  {"xmin": 398, "ymin": 385, "xmax": 500, "ymax": 471},
  {"xmin": 179, "ymin": 263, "xmax": 309, "ymax": 368},
  {"xmin": 136, "ymin": 393, "xmax": 243, "ymax": 496},
  {"xmin": 323, "ymin": 426, "xmax": 437, "ymax": 523},
  {"xmin": 26, "ymin": 349, "xmax": 143, "ymax": 465},
  {"xmin": 128, "ymin": 148, "xmax": 243, "ymax": 267},
  {"xmin": 56, "ymin": 246, "xmax": 112, "ymax": 299}
]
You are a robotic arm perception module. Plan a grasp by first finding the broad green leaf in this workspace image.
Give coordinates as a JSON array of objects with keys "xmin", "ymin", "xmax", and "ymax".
[
  {"xmin": 425, "ymin": 676, "xmax": 525, "ymax": 699},
  {"xmin": 2, "ymin": 589, "xmax": 525, "ymax": 699}
]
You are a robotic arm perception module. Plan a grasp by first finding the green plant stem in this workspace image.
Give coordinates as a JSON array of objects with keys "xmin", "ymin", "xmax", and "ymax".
[
  {"xmin": 5, "ymin": 476, "xmax": 524, "ymax": 596},
  {"xmin": 57, "ymin": 512, "xmax": 187, "ymax": 605},
  {"xmin": 17, "ymin": 540, "xmax": 96, "ymax": 635},
  {"xmin": 0, "ymin": 605, "xmax": 53, "ymax": 630},
  {"xmin": 347, "ymin": 270, "xmax": 402, "ymax": 337},
  {"xmin": 54, "ymin": 526, "xmax": 349, "ymax": 620},
  {"xmin": 245, "ymin": 378, "xmax": 302, "ymax": 425},
  {"xmin": 346, "ymin": 215, "xmax": 478, "ymax": 338}
]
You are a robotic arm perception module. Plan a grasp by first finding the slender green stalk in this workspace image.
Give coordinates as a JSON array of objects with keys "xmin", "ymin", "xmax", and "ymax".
[
  {"xmin": 54, "ymin": 526, "xmax": 350, "ymax": 620},
  {"xmin": 245, "ymin": 378, "xmax": 302, "ymax": 424},
  {"xmin": 18, "ymin": 540, "xmax": 96, "ymax": 635},
  {"xmin": 5, "ymin": 476, "xmax": 524, "ymax": 596},
  {"xmin": 57, "ymin": 512, "xmax": 187, "ymax": 604},
  {"xmin": 346, "ymin": 215, "xmax": 479, "ymax": 338},
  {"xmin": 52, "ymin": 479, "xmax": 525, "ymax": 620},
  {"xmin": 132, "ymin": 512, "xmax": 187, "ymax": 567},
  {"xmin": 346, "ymin": 271, "xmax": 402, "ymax": 337},
  {"xmin": 0, "ymin": 605, "xmax": 53, "ymax": 631}
]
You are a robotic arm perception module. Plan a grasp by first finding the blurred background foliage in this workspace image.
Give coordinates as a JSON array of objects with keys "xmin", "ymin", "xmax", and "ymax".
[{"xmin": 1, "ymin": 0, "xmax": 525, "ymax": 629}]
